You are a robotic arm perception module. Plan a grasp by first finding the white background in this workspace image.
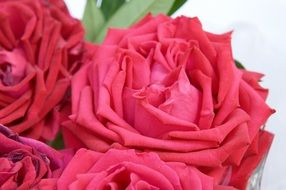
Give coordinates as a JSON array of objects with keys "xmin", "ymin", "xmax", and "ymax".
[{"xmin": 64, "ymin": 0, "xmax": 286, "ymax": 189}]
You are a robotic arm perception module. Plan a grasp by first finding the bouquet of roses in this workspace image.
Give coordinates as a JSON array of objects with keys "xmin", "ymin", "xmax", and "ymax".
[{"xmin": 0, "ymin": 0, "xmax": 274, "ymax": 189}]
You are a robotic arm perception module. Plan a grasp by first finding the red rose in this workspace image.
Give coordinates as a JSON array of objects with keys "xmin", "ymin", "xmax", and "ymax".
[
  {"xmin": 0, "ymin": 0, "xmax": 84, "ymax": 140},
  {"xmin": 63, "ymin": 14, "xmax": 274, "ymax": 188},
  {"xmin": 58, "ymin": 148, "xmax": 214, "ymax": 190},
  {"xmin": 0, "ymin": 124, "xmax": 67, "ymax": 189}
]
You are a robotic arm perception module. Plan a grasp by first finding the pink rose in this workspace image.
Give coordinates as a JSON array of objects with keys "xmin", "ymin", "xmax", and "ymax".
[
  {"xmin": 64, "ymin": 14, "xmax": 274, "ymax": 188},
  {"xmin": 0, "ymin": 124, "xmax": 67, "ymax": 189},
  {"xmin": 0, "ymin": 0, "xmax": 84, "ymax": 140},
  {"xmin": 58, "ymin": 148, "xmax": 214, "ymax": 190}
]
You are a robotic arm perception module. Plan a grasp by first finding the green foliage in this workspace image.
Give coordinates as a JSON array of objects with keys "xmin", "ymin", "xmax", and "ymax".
[
  {"xmin": 83, "ymin": 0, "xmax": 187, "ymax": 43},
  {"xmin": 100, "ymin": 0, "xmax": 126, "ymax": 20},
  {"xmin": 235, "ymin": 59, "xmax": 245, "ymax": 69},
  {"xmin": 95, "ymin": 0, "xmax": 175, "ymax": 43},
  {"xmin": 82, "ymin": 0, "xmax": 105, "ymax": 41},
  {"xmin": 168, "ymin": 0, "xmax": 187, "ymax": 15},
  {"xmin": 49, "ymin": 133, "xmax": 64, "ymax": 150}
]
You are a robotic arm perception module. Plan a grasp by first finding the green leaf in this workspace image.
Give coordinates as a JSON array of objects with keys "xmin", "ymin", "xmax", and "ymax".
[
  {"xmin": 49, "ymin": 133, "xmax": 64, "ymax": 150},
  {"xmin": 100, "ymin": 0, "xmax": 126, "ymax": 20},
  {"xmin": 168, "ymin": 0, "xmax": 187, "ymax": 15},
  {"xmin": 145, "ymin": 0, "xmax": 176, "ymax": 15},
  {"xmin": 95, "ymin": 0, "xmax": 175, "ymax": 43},
  {"xmin": 82, "ymin": 0, "xmax": 105, "ymax": 42},
  {"xmin": 235, "ymin": 59, "xmax": 245, "ymax": 69}
]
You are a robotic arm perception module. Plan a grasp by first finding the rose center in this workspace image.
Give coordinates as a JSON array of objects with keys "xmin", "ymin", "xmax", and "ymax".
[
  {"xmin": 0, "ymin": 63, "xmax": 14, "ymax": 86},
  {"xmin": 7, "ymin": 150, "xmax": 25, "ymax": 163},
  {"xmin": 0, "ymin": 48, "xmax": 28, "ymax": 86}
]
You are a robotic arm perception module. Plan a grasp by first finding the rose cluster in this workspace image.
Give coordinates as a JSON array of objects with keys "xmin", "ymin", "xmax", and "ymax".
[{"xmin": 0, "ymin": 0, "xmax": 274, "ymax": 190}]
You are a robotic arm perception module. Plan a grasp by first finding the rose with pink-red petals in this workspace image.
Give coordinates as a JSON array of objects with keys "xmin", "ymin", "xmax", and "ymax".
[
  {"xmin": 0, "ymin": 0, "xmax": 84, "ymax": 141},
  {"xmin": 58, "ymin": 148, "xmax": 214, "ymax": 190},
  {"xmin": 63, "ymin": 14, "xmax": 274, "ymax": 189},
  {"xmin": 0, "ymin": 124, "xmax": 68, "ymax": 189}
]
